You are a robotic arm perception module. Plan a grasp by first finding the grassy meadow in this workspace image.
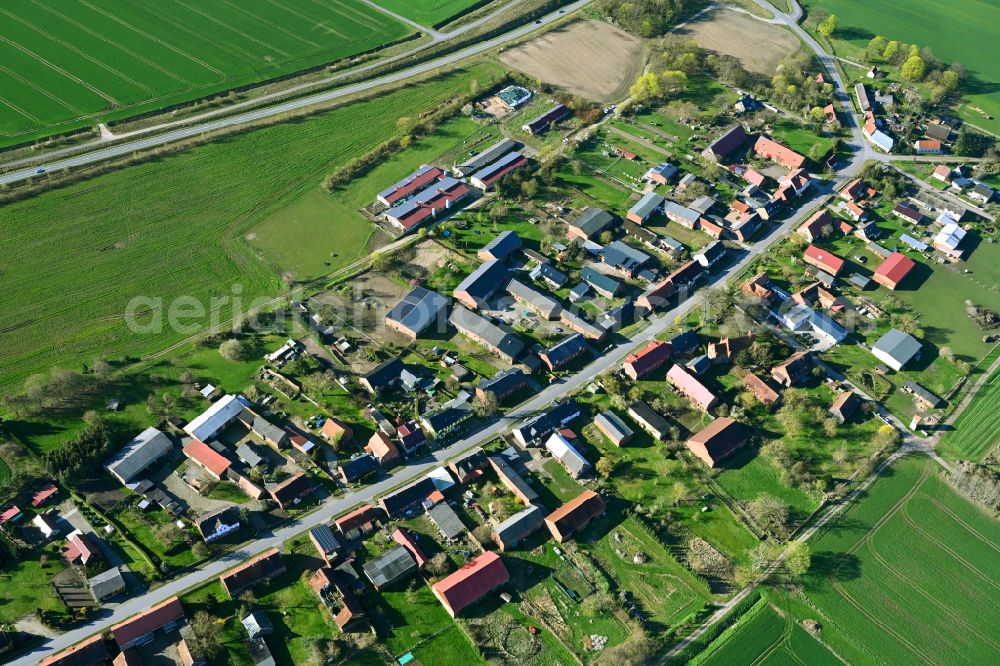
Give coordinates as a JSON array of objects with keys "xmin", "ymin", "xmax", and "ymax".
[
  {"xmin": 802, "ymin": 0, "xmax": 1000, "ymax": 134},
  {"xmin": 0, "ymin": 0, "xmax": 412, "ymax": 145},
  {"xmin": 941, "ymin": 363, "xmax": 1000, "ymax": 461},
  {"xmin": 0, "ymin": 63, "xmax": 503, "ymax": 391}
]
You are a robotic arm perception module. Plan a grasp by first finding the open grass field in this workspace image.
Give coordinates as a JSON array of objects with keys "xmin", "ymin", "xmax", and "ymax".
[
  {"xmin": 251, "ymin": 115, "xmax": 500, "ymax": 278},
  {"xmin": 691, "ymin": 597, "xmax": 841, "ymax": 666},
  {"xmin": 500, "ymin": 20, "xmax": 645, "ymax": 102},
  {"xmin": 802, "ymin": 0, "xmax": 1000, "ymax": 135},
  {"xmin": 941, "ymin": 365, "xmax": 1000, "ymax": 461},
  {"xmin": 374, "ymin": 0, "xmax": 488, "ymax": 28},
  {"xmin": 0, "ymin": 0, "xmax": 411, "ymax": 146},
  {"xmin": 676, "ymin": 7, "xmax": 800, "ymax": 76},
  {"xmin": 799, "ymin": 456, "xmax": 1000, "ymax": 665},
  {"xmin": 0, "ymin": 63, "xmax": 502, "ymax": 390}
]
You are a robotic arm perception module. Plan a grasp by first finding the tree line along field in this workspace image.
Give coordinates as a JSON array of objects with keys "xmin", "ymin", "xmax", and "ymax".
[
  {"xmin": 0, "ymin": 62, "xmax": 503, "ymax": 390},
  {"xmin": 801, "ymin": 0, "xmax": 1000, "ymax": 134},
  {"xmin": 375, "ymin": 0, "xmax": 491, "ymax": 28},
  {"xmin": 787, "ymin": 457, "xmax": 1000, "ymax": 665},
  {"xmin": 0, "ymin": 0, "xmax": 412, "ymax": 146}
]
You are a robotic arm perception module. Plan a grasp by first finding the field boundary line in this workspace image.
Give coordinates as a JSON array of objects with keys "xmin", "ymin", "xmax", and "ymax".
[
  {"xmin": 118, "ymin": 0, "xmax": 261, "ymax": 67},
  {"xmin": 864, "ymin": 537, "xmax": 1000, "ymax": 652},
  {"xmin": 171, "ymin": 0, "xmax": 291, "ymax": 58},
  {"xmin": 73, "ymin": 0, "xmax": 225, "ymax": 78},
  {"xmin": 0, "ymin": 63, "xmax": 82, "ymax": 115},
  {"xmin": 923, "ymin": 497, "xmax": 1000, "ymax": 552},
  {"xmin": 27, "ymin": 0, "xmax": 191, "ymax": 87},
  {"xmin": 0, "ymin": 8, "xmax": 155, "ymax": 96},
  {"xmin": 266, "ymin": 0, "xmax": 351, "ymax": 39},
  {"xmin": 216, "ymin": 0, "xmax": 324, "ymax": 49},
  {"xmin": 899, "ymin": 505, "xmax": 1000, "ymax": 591},
  {"xmin": 0, "ymin": 35, "xmax": 119, "ymax": 107},
  {"xmin": 0, "ymin": 94, "xmax": 41, "ymax": 123}
]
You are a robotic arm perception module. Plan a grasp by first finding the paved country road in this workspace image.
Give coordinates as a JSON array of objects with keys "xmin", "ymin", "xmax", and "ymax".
[
  {"xmin": 8, "ymin": 154, "xmax": 842, "ymax": 666},
  {"xmin": 0, "ymin": 0, "xmax": 591, "ymax": 186}
]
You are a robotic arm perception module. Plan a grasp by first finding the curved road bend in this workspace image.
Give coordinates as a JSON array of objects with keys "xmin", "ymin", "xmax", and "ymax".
[
  {"xmin": 11, "ymin": 170, "xmax": 852, "ymax": 664},
  {"xmin": 0, "ymin": 0, "xmax": 591, "ymax": 185}
]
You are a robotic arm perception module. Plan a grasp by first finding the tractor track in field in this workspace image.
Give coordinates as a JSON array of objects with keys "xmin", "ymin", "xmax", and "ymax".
[
  {"xmin": 827, "ymin": 465, "xmax": 938, "ymax": 666},
  {"xmin": 922, "ymin": 497, "xmax": 1000, "ymax": 553},
  {"xmin": 864, "ymin": 539, "xmax": 1000, "ymax": 653},
  {"xmin": 900, "ymin": 505, "xmax": 1000, "ymax": 592}
]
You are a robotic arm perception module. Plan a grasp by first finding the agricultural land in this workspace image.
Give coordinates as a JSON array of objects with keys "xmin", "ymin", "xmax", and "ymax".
[{"xmin": 0, "ymin": 0, "xmax": 412, "ymax": 145}]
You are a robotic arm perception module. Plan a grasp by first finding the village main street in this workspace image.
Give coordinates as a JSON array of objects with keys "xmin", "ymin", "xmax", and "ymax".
[{"xmin": 11, "ymin": 1, "xmax": 968, "ymax": 663}]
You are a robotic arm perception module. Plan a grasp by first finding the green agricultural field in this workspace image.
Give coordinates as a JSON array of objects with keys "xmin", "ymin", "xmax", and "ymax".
[
  {"xmin": 375, "ymin": 0, "xmax": 489, "ymax": 28},
  {"xmin": 800, "ymin": 456, "xmax": 1000, "ymax": 665},
  {"xmin": 0, "ymin": 63, "xmax": 503, "ymax": 390},
  {"xmin": 941, "ymin": 365, "xmax": 1000, "ymax": 461},
  {"xmin": 0, "ymin": 0, "xmax": 412, "ymax": 145},
  {"xmin": 802, "ymin": 0, "xmax": 1000, "ymax": 134},
  {"xmin": 691, "ymin": 597, "xmax": 840, "ymax": 666}
]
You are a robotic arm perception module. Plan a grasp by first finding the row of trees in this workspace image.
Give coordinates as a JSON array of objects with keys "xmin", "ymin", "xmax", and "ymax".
[
  {"xmin": 598, "ymin": 0, "xmax": 698, "ymax": 37},
  {"xmin": 864, "ymin": 35, "xmax": 965, "ymax": 95}
]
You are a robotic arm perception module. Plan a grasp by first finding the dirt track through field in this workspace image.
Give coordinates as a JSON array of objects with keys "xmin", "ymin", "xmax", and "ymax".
[
  {"xmin": 676, "ymin": 8, "xmax": 799, "ymax": 75},
  {"xmin": 500, "ymin": 20, "xmax": 644, "ymax": 102}
]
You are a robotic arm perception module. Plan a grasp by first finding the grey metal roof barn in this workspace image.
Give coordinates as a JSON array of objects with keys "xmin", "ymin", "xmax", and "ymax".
[
  {"xmin": 428, "ymin": 502, "xmax": 467, "ymax": 540},
  {"xmin": 89, "ymin": 566, "xmax": 126, "ymax": 603},
  {"xmin": 104, "ymin": 427, "xmax": 173, "ymax": 484},
  {"xmin": 363, "ymin": 545, "xmax": 417, "ymax": 589},
  {"xmin": 872, "ymin": 328, "xmax": 921, "ymax": 370},
  {"xmin": 492, "ymin": 505, "xmax": 544, "ymax": 551},
  {"xmin": 456, "ymin": 138, "xmax": 519, "ymax": 175},
  {"xmin": 571, "ymin": 208, "xmax": 616, "ymax": 238},
  {"xmin": 386, "ymin": 287, "xmax": 450, "ymax": 337}
]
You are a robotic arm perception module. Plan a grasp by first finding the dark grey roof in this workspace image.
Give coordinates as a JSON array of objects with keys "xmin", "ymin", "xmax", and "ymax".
[
  {"xmin": 602, "ymin": 241, "xmax": 650, "ymax": 273},
  {"xmin": 236, "ymin": 443, "xmax": 264, "ymax": 468},
  {"xmin": 363, "ymin": 358, "xmax": 406, "ymax": 389},
  {"xmin": 628, "ymin": 400, "xmax": 671, "ymax": 438},
  {"xmin": 512, "ymin": 400, "xmax": 581, "ymax": 445},
  {"xmin": 428, "ymin": 502, "xmax": 467, "ymax": 539},
  {"xmin": 363, "ymin": 545, "xmax": 416, "ymax": 588},
  {"xmin": 669, "ymin": 331, "xmax": 700, "ymax": 355},
  {"xmin": 104, "ymin": 427, "xmax": 173, "ymax": 483},
  {"xmin": 541, "ymin": 334, "xmax": 589, "ymax": 370},
  {"xmin": 309, "ymin": 525, "xmax": 341, "ymax": 556},
  {"xmin": 924, "ymin": 123, "xmax": 952, "ymax": 141},
  {"xmin": 457, "ymin": 138, "xmax": 519, "ymax": 173},
  {"xmin": 972, "ymin": 183, "xmax": 995, "ymax": 199},
  {"xmin": 386, "ymin": 287, "xmax": 449, "ymax": 336},
  {"xmin": 904, "ymin": 381, "xmax": 942, "ymax": 407},
  {"xmin": 694, "ymin": 240, "xmax": 727, "ymax": 264},
  {"xmin": 340, "ymin": 454, "xmax": 380, "ymax": 482},
  {"xmin": 580, "ymin": 266, "xmax": 621, "ymax": 295},
  {"xmin": 480, "ymin": 230, "xmax": 523, "ymax": 261},
  {"xmin": 507, "ymin": 279, "xmax": 562, "ymax": 318},
  {"xmin": 454, "ymin": 259, "xmax": 510, "ymax": 305},
  {"xmin": 196, "ymin": 505, "xmax": 241, "ymax": 536},
  {"xmin": 380, "ymin": 477, "xmax": 436, "ymax": 516},
  {"xmin": 422, "ymin": 399, "xmax": 473, "ymax": 435},
  {"xmin": 479, "ymin": 367, "xmax": 528, "ymax": 397},
  {"xmin": 449, "ymin": 305, "xmax": 525, "ymax": 359},
  {"xmin": 530, "ymin": 262, "xmax": 568, "ymax": 287},
  {"xmin": 493, "ymin": 505, "xmax": 544, "ymax": 547},
  {"xmin": 571, "ymin": 208, "xmax": 616, "ymax": 237},
  {"xmin": 252, "ymin": 415, "xmax": 286, "ymax": 444}
]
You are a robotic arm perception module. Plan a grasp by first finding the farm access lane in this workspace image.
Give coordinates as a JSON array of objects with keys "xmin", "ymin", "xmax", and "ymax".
[
  {"xmin": 8, "ymin": 149, "xmax": 850, "ymax": 666},
  {"xmin": 0, "ymin": 0, "xmax": 588, "ymax": 184}
]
